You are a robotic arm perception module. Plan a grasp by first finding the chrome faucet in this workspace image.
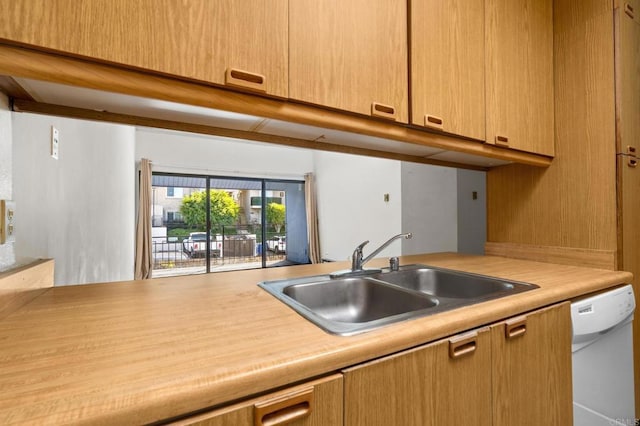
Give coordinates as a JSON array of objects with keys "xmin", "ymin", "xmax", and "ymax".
[{"xmin": 331, "ymin": 233, "xmax": 412, "ymax": 278}]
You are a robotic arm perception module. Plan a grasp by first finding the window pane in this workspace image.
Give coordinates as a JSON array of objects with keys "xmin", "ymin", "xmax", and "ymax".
[
  {"xmin": 150, "ymin": 173, "xmax": 309, "ymax": 278},
  {"xmin": 265, "ymin": 181, "xmax": 309, "ymax": 268}
]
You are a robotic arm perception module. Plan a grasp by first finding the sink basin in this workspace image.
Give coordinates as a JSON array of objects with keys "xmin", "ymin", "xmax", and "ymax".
[
  {"xmin": 373, "ymin": 266, "xmax": 521, "ymax": 299},
  {"xmin": 283, "ymin": 277, "xmax": 437, "ymax": 323},
  {"xmin": 258, "ymin": 264, "xmax": 538, "ymax": 336}
]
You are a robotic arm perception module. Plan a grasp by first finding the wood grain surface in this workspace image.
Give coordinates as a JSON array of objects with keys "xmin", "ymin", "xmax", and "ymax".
[
  {"xmin": 343, "ymin": 328, "xmax": 492, "ymax": 426},
  {"xmin": 487, "ymin": 1, "xmax": 617, "ymax": 249},
  {"xmin": 289, "ymin": 0, "xmax": 408, "ymax": 122},
  {"xmin": 410, "ymin": 0, "xmax": 485, "ymax": 140},
  {"xmin": 0, "ymin": 253, "xmax": 631, "ymax": 424},
  {"xmin": 0, "ymin": 0, "xmax": 289, "ymax": 97},
  {"xmin": 485, "ymin": 0, "xmax": 554, "ymax": 156},
  {"xmin": 0, "ymin": 44, "xmax": 551, "ymax": 168},
  {"xmin": 491, "ymin": 303, "xmax": 573, "ymax": 426},
  {"xmin": 0, "ymin": 259, "xmax": 53, "ymax": 319}
]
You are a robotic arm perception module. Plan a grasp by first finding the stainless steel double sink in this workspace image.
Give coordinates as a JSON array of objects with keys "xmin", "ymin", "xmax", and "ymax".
[{"xmin": 258, "ymin": 264, "xmax": 538, "ymax": 335}]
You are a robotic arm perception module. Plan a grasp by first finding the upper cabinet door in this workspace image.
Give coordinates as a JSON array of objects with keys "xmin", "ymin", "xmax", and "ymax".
[
  {"xmin": 616, "ymin": 1, "xmax": 640, "ymax": 154},
  {"xmin": 485, "ymin": 0, "xmax": 554, "ymax": 156},
  {"xmin": 289, "ymin": 0, "xmax": 409, "ymax": 123},
  {"xmin": 0, "ymin": 0, "xmax": 289, "ymax": 97},
  {"xmin": 410, "ymin": 0, "xmax": 485, "ymax": 140}
]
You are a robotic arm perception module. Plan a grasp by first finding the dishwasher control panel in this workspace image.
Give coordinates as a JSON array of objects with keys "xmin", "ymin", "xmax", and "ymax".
[{"xmin": 571, "ymin": 284, "xmax": 635, "ymax": 337}]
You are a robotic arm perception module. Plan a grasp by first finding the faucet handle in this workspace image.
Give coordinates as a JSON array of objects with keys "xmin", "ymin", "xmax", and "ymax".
[
  {"xmin": 389, "ymin": 257, "xmax": 399, "ymax": 271},
  {"xmin": 351, "ymin": 240, "xmax": 369, "ymax": 271},
  {"xmin": 355, "ymin": 240, "xmax": 369, "ymax": 253}
]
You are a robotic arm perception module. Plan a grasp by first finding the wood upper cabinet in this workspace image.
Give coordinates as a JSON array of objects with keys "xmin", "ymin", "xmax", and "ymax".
[
  {"xmin": 485, "ymin": 0, "xmax": 554, "ymax": 156},
  {"xmin": 289, "ymin": 0, "xmax": 409, "ymax": 123},
  {"xmin": 0, "ymin": 0, "xmax": 289, "ymax": 97},
  {"xmin": 169, "ymin": 374, "xmax": 343, "ymax": 426},
  {"xmin": 410, "ymin": 0, "xmax": 485, "ymax": 140},
  {"xmin": 616, "ymin": 1, "xmax": 640, "ymax": 154},
  {"xmin": 343, "ymin": 328, "xmax": 492, "ymax": 426},
  {"xmin": 491, "ymin": 303, "xmax": 572, "ymax": 426}
]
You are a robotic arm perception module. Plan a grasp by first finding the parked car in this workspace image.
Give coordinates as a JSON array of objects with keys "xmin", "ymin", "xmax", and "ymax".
[
  {"xmin": 182, "ymin": 232, "xmax": 222, "ymax": 258},
  {"xmin": 266, "ymin": 236, "xmax": 286, "ymax": 254}
]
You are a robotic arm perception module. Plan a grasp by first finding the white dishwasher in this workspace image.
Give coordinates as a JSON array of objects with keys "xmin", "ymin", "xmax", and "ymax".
[{"xmin": 572, "ymin": 284, "xmax": 636, "ymax": 426}]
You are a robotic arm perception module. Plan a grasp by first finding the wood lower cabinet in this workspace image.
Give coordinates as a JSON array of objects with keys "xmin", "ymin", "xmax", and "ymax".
[
  {"xmin": 170, "ymin": 374, "xmax": 343, "ymax": 426},
  {"xmin": 343, "ymin": 328, "xmax": 492, "ymax": 426},
  {"xmin": 410, "ymin": 0, "xmax": 485, "ymax": 140},
  {"xmin": 0, "ymin": 0, "xmax": 289, "ymax": 97},
  {"xmin": 491, "ymin": 302, "xmax": 573, "ymax": 426},
  {"xmin": 289, "ymin": 0, "xmax": 409, "ymax": 123},
  {"xmin": 343, "ymin": 303, "xmax": 572, "ymax": 426},
  {"xmin": 485, "ymin": 0, "xmax": 554, "ymax": 155}
]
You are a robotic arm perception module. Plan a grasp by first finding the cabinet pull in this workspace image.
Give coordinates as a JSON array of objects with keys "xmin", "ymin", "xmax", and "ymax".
[
  {"xmin": 371, "ymin": 102, "xmax": 397, "ymax": 121},
  {"xmin": 627, "ymin": 145, "xmax": 637, "ymax": 156},
  {"xmin": 424, "ymin": 114, "xmax": 444, "ymax": 130},
  {"xmin": 225, "ymin": 68, "xmax": 267, "ymax": 93},
  {"xmin": 254, "ymin": 387, "xmax": 313, "ymax": 426},
  {"xmin": 449, "ymin": 332, "xmax": 478, "ymax": 359},
  {"xmin": 629, "ymin": 157, "xmax": 638, "ymax": 168},
  {"xmin": 505, "ymin": 316, "xmax": 527, "ymax": 339},
  {"xmin": 495, "ymin": 135, "xmax": 509, "ymax": 147},
  {"xmin": 625, "ymin": 3, "xmax": 635, "ymax": 19}
]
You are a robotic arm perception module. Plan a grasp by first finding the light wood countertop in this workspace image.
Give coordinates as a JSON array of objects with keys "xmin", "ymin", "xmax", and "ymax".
[{"xmin": 0, "ymin": 253, "xmax": 632, "ymax": 425}]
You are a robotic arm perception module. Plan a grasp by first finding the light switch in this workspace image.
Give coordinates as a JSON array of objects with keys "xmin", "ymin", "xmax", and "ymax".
[{"xmin": 51, "ymin": 126, "xmax": 59, "ymax": 160}]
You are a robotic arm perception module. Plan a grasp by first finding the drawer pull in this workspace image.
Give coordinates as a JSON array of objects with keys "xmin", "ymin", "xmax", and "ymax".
[
  {"xmin": 254, "ymin": 387, "xmax": 313, "ymax": 426},
  {"xmin": 449, "ymin": 332, "xmax": 478, "ymax": 359},
  {"xmin": 629, "ymin": 157, "xmax": 638, "ymax": 168},
  {"xmin": 495, "ymin": 135, "xmax": 509, "ymax": 146},
  {"xmin": 425, "ymin": 114, "xmax": 444, "ymax": 130},
  {"xmin": 627, "ymin": 145, "xmax": 637, "ymax": 156},
  {"xmin": 505, "ymin": 316, "xmax": 527, "ymax": 339},
  {"xmin": 225, "ymin": 68, "xmax": 267, "ymax": 93},
  {"xmin": 371, "ymin": 102, "xmax": 397, "ymax": 121},
  {"xmin": 625, "ymin": 3, "xmax": 635, "ymax": 19}
]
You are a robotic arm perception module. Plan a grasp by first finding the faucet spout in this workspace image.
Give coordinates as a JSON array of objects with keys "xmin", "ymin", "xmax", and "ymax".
[
  {"xmin": 330, "ymin": 233, "xmax": 412, "ymax": 279},
  {"xmin": 361, "ymin": 233, "xmax": 412, "ymax": 267}
]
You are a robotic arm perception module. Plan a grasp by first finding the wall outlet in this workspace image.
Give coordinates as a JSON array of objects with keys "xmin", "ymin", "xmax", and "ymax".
[
  {"xmin": 51, "ymin": 126, "xmax": 59, "ymax": 160},
  {"xmin": 0, "ymin": 200, "xmax": 15, "ymax": 245}
]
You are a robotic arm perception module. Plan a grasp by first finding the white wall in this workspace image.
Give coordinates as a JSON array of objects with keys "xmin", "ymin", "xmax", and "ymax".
[
  {"xmin": 401, "ymin": 162, "xmax": 458, "ymax": 254},
  {"xmin": 313, "ymin": 151, "xmax": 402, "ymax": 261},
  {"xmin": 12, "ymin": 113, "xmax": 136, "ymax": 285},
  {"xmin": 135, "ymin": 128, "xmax": 314, "ymax": 179},
  {"xmin": 0, "ymin": 94, "xmax": 15, "ymax": 270}
]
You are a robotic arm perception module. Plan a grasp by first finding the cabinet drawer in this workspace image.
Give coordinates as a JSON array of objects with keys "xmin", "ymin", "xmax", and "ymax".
[{"xmin": 169, "ymin": 374, "xmax": 343, "ymax": 426}]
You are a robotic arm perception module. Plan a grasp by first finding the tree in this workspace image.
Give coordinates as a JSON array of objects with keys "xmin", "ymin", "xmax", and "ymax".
[
  {"xmin": 180, "ymin": 190, "xmax": 240, "ymax": 231},
  {"xmin": 266, "ymin": 202, "xmax": 286, "ymax": 233}
]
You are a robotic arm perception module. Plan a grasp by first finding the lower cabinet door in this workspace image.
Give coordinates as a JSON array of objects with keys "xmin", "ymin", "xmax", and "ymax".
[
  {"xmin": 343, "ymin": 328, "xmax": 492, "ymax": 426},
  {"xmin": 491, "ymin": 302, "xmax": 573, "ymax": 426},
  {"xmin": 169, "ymin": 374, "xmax": 343, "ymax": 426}
]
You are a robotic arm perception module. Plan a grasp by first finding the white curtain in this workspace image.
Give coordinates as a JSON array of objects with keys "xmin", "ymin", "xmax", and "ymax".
[
  {"xmin": 135, "ymin": 158, "xmax": 153, "ymax": 279},
  {"xmin": 305, "ymin": 173, "xmax": 321, "ymax": 264}
]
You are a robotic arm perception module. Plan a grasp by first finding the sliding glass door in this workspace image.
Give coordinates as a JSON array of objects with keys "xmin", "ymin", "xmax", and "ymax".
[{"xmin": 150, "ymin": 173, "xmax": 309, "ymax": 277}]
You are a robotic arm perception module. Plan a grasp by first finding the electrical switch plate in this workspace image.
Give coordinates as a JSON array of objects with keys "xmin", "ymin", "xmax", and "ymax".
[
  {"xmin": 0, "ymin": 200, "xmax": 15, "ymax": 245},
  {"xmin": 0, "ymin": 200, "xmax": 4, "ymax": 244},
  {"xmin": 51, "ymin": 126, "xmax": 59, "ymax": 160}
]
